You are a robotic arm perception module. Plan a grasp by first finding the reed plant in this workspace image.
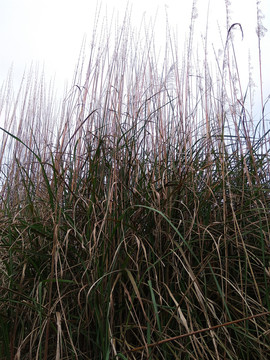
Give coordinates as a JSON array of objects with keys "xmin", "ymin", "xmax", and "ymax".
[{"xmin": 0, "ymin": 4, "xmax": 269, "ymax": 359}]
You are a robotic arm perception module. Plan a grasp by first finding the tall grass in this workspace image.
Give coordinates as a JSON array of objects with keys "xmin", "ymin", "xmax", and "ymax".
[{"xmin": 0, "ymin": 4, "xmax": 270, "ymax": 360}]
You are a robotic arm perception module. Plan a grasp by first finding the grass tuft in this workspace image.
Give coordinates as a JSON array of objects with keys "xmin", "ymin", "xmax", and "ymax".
[{"xmin": 0, "ymin": 7, "xmax": 270, "ymax": 360}]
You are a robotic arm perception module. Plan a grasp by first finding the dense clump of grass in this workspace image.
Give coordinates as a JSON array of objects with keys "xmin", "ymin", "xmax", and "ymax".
[{"xmin": 0, "ymin": 5, "xmax": 270, "ymax": 360}]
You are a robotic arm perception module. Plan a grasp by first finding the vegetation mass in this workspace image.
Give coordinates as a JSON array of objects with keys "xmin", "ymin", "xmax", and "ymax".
[{"xmin": 0, "ymin": 3, "xmax": 270, "ymax": 359}]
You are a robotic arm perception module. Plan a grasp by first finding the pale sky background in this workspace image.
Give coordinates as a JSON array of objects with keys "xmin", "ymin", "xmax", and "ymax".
[{"xmin": 0, "ymin": 0, "xmax": 269, "ymax": 116}]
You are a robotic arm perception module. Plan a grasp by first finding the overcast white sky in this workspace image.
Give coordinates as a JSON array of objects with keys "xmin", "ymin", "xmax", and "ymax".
[{"xmin": 0, "ymin": 0, "xmax": 269, "ymax": 112}]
